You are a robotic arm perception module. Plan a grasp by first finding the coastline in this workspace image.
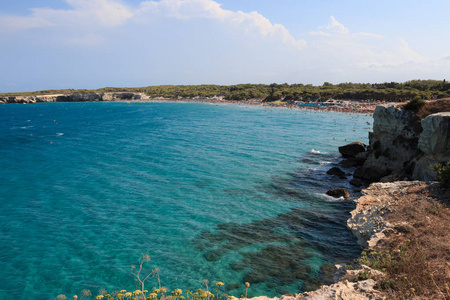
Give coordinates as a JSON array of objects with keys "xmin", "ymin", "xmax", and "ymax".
[
  {"xmin": 236, "ymin": 181, "xmax": 449, "ymax": 300},
  {"xmin": 243, "ymin": 101, "xmax": 450, "ymax": 299},
  {"xmin": 0, "ymin": 92, "xmax": 385, "ymax": 115}
]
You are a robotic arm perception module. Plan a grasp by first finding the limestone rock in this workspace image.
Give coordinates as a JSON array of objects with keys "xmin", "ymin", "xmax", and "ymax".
[
  {"xmin": 355, "ymin": 105, "xmax": 421, "ymax": 182},
  {"xmin": 414, "ymin": 112, "xmax": 450, "ymax": 181},
  {"xmin": 326, "ymin": 167, "xmax": 346, "ymax": 178},
  {"xmin": 326, "ymin": 188, "xmax": 350, "ymax": 199},
  {"xmin": 339, "ymin": 142, "xmax": 366, "ymax": 158},
  {"xmin": 347, "ymin": 181, "xmax": 422, "ymax": 247},
  {"xmin": 0, "ymin": 92, "xmax": 150, "ymax": 104}
]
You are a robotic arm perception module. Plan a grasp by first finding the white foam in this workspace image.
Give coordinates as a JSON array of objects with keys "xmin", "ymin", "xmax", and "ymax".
[
  {"xmin": 56, "ymin": 133, "xmax": 64, "ymax": 136},
  {"xmin": 310, "ymin": 149, "xmax": 321, "ymax": 154}
]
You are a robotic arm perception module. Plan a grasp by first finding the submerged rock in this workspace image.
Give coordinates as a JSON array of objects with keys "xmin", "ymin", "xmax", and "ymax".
[
  {"xmin": 326, "ymin": 167, "xmax": 346, "ymax": 178},
  {"xmin": 326, "ymin": 188, "xmax": 350, "ymax": 199}
]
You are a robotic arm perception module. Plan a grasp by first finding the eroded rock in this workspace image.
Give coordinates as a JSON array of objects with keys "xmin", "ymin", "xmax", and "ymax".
[
  {"xmin": 326, "ymin": 188, "xmax": 350, "ymax": 199},
  {"xmin": 339, "ymin": 142, "xmax": 366, "ymax": 158}
]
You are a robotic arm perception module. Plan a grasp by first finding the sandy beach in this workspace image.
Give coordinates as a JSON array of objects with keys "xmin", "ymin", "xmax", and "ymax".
[{"xmin": 142, "ymin": 98, "xmax": 389, "ymax": 115}]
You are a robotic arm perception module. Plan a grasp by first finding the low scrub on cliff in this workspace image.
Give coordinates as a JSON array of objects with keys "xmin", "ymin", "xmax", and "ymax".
[
  {"xmin": 417, "ymin": 98, "xmax": 450, "ymax": 119},
  {"xmin": 402, "ymin": 96, "xmax": 426, "ymax": 112},
  {"xmin": 357, "ymin": 183, "xmax": 450, "ymax": 299},
  {"xmin": 434, "ymin": 161, "xmax": 450, "ymax": 188}
]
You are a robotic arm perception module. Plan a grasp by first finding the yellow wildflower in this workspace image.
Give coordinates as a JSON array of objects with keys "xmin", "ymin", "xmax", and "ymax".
[{"xmin": 215, "ymin": 282, "xmax": 224, "ymax": 286}]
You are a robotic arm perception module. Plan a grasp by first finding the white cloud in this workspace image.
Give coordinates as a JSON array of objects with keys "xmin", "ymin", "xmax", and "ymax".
[
  {"xmin": 0, "ymin": 0, "xmax": 305, "ymax": 50},
  {"xmin": 138, "ymin": 0, "xmax": 307, "ymax": 50},
  {"xmin": 0, "ymin": 12, "xmax": 53, "ymax": 31},
  {"xmin": 309, "ymin": 16, "xmax": 348, "ymax": 36},
  {"xmin": 0, "ymin": 0, "xmax": 133, "ymax": 31},
  {"xmin": 325, "ymin": 16, "xmax": 349, "ymax": 35}
]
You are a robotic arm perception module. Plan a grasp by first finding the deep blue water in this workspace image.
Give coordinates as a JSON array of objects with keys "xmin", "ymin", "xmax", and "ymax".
[{"xmin": 0, "ymin": 102, "xmax": 371, "ymax": 299}]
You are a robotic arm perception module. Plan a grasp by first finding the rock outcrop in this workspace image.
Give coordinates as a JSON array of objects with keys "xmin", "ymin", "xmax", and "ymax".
[
  {"xmin": 414, "ymin": 112, "xmax": 450, "ymax": 181},
  {"xmin": 347, "ymin": 181, "xmax": 421, "ymax": 248},
  {"xmin": 326, "ymin": 167, "xmax": 346, "ymax": 178},
  {"xmin": 353, "ymin": 104, "xmax": 450, "ymax": 182},
  {"xmin": 0, "ymin": 92, "xmax": 148, "ymax": 104},
  {"xmin": 338, "ymin": 142, "xmax": 366, "ymax": 158},
  {"xmin": 326, "ymin": 188, "xmax": 350, "ymax": 200}
]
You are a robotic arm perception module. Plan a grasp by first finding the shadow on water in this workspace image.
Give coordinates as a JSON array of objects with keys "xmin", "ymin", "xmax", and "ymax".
[{"xmin": 191, "ymin": 151, "xmax": 363, "ymax": 295}]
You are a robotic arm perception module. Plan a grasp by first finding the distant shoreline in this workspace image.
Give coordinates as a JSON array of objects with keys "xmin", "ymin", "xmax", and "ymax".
[
  {"xmin": 0, "ymin": 92, "xmax": 389, "ymax": 115},
  {"xmin": 143, "ymin": 98, "xmax": 380, "ymax": 114}
]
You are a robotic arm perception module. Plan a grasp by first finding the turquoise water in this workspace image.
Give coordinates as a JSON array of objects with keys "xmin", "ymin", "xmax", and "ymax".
[{"xmin": 0, "ymin": 102, "xmax": 371, "ymax": 299}]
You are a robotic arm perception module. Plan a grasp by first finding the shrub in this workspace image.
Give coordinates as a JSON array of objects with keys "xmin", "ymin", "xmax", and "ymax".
[
  {"xmin": 403, "ymin": 97, "xmax": 426, "ymax": 112},
  {"xmin": 58, "ymin": 254, "xmax": 241, "ymax": 300},
  {"xmin": 433, "ymin": 161, "xmax": 450, "ymax": 188}
]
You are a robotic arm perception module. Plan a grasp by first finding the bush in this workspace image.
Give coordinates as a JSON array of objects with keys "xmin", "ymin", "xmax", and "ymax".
[
  {"xmin": 403, "ymin": 97, "xmax": 426, "ymax": 112},
  {"xmin": 434, "ymin": 161, "xmax": 450, "ymax": 188}
]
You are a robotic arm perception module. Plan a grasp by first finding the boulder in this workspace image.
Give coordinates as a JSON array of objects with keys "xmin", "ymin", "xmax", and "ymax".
[
  {"xmin": 353, "ymin": 166, "xmax": 389, "ymax": 182},
  {"xmin": 350, "ymin": 179, "xmax": 363, "ymax": 187},
  {"xmin": 340, "ymin": 157, "xmax": 365, "ymax": 167},
  {"xmin": 327, "ymin": 167, "xmax": 346, "ymax": 178},
  {"xmin": 339, "ymin": 142, "xmax": 366, "ymax": 158},
  {"xmin": 326, "ymin": 188, "xmax": 350, "ymax": 199}
]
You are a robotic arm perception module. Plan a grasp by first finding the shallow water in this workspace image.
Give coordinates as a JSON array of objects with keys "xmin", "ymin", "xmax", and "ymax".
[{"xmin": 0, "ymin": 102, "xmax": 371, "ymax": 299}]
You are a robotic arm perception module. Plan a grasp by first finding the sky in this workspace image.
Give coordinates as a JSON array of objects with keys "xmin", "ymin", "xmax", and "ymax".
[{"xmin": 1, "ymin": 0, "xmax": 450, "ymax": 93}]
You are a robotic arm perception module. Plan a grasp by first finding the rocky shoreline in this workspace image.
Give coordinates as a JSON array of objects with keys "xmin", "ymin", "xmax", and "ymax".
[
  {"xmin": 243, "ymin": 102, "xmax": 450, "ymax": 299},
  {"xmin": 0, "ymin": 92, "xmax": 147, "ymax": 104}
]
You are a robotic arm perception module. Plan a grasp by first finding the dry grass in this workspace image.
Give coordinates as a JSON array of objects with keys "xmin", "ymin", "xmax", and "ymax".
[
  {"xmin": 367, "ymin": 183, "xmax": 450, "ymax": 299},
  {"xmin": 417, "ymin": 98, "xmax": 450, "ymax": 119}
]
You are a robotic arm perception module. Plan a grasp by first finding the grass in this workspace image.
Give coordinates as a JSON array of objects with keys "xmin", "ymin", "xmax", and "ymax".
[
  {"xmin": 356, "ymin": 183, "xmax": 450, "ymax": 299},
  {"xmin": 417, "ymin": 98, "xmax": 450, "ymax": 119}
]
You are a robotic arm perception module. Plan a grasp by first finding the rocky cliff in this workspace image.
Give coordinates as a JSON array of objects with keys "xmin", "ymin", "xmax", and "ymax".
[
  {"xmin": 0, "ymin": 92, "xmax": 148, "ymax": 104},
  {"xmin": 353, "ymin": 104, "xmax": 450, "ymax": 182}
]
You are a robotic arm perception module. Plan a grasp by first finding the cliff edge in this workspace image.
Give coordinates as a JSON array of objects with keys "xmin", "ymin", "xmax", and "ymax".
[
  {"xmin": 353, "ymin": 103, "xmax": 450, "ymax": 182},
  {"xmin": 0, "ymin": 92, "xmax": 148, "ymax": 104}
]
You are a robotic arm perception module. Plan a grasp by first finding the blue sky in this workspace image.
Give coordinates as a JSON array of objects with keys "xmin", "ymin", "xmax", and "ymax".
[{"xmin": 1, "ymin": 0, "xmax": 449, "ymax": 93}]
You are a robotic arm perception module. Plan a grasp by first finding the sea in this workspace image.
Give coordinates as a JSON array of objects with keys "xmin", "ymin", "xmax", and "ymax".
[{"xmin": 0, "ymin": 102, "xmax": 372, "ymax": 299}]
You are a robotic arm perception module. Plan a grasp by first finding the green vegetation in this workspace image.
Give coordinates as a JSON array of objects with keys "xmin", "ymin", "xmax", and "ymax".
[
  {"xmin": 57, "ymin": 255, "xmax": 249, "ymax": 300},
  {"xmin": 433, "ymin": 161, "xmax": 450, "ymax": 188},
  {"xmin": 403, "ymin": 96, "xmax": 426, "ymax": 112},
  {"xmin": 2, "ymin": 79, "xmax": 450, "ymax": 102}
]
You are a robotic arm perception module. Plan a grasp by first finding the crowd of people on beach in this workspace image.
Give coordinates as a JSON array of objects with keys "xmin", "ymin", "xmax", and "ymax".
[{"xmin": 145, "ymin": 98, "xmax": 384, "ymax": 114}]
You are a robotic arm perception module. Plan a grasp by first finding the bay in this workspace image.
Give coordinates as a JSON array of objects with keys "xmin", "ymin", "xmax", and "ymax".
[{"xmin": 0, "ymin": 102, "xmax": 371, "ymax": 299}]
